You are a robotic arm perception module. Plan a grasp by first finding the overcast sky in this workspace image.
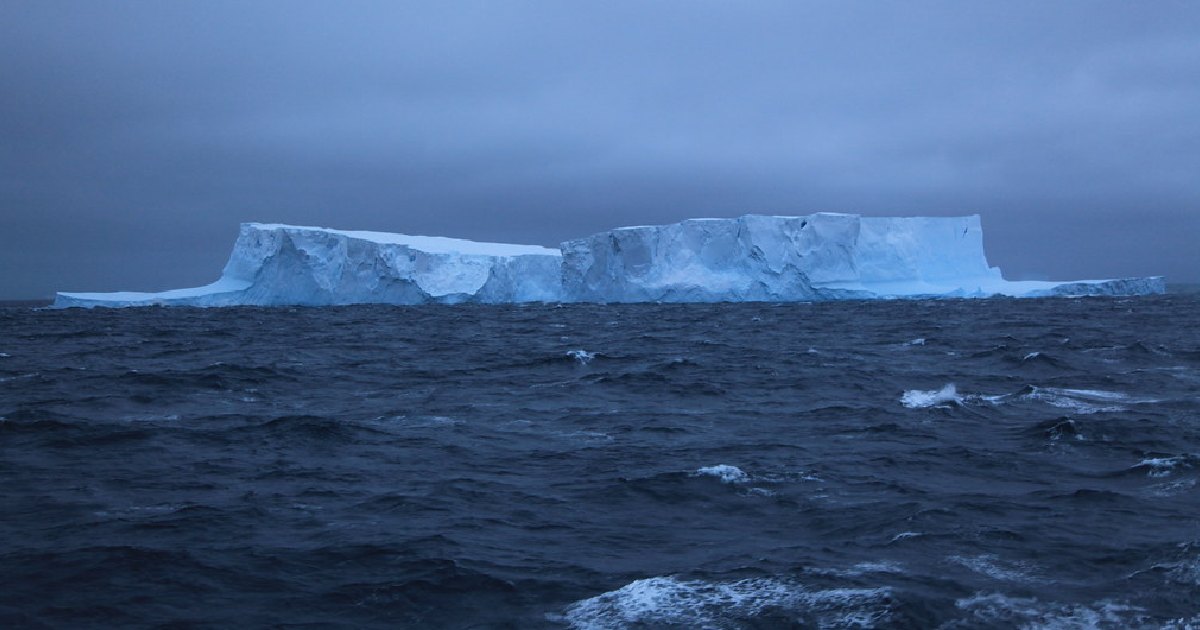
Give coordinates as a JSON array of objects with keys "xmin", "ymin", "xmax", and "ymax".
[{"xmin": 2, "ymin": 1, "xmax": 1197, "ymax": 298}]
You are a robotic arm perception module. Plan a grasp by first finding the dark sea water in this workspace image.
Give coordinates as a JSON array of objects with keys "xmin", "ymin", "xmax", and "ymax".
[{"xmin": 2, "ymin": 297, "xmax": 1199, "ymax": 629}]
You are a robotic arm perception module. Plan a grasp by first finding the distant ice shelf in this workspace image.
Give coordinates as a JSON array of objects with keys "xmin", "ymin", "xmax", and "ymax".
[{"xmin": 53, "ymin": 215, "xmax": 1165, "ymax": 307}]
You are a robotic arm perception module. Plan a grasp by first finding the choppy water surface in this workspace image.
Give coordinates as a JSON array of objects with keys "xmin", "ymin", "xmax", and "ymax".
[{"xmin": 2, "ymin": 297, "xmax": 1199, "ymax": 628}]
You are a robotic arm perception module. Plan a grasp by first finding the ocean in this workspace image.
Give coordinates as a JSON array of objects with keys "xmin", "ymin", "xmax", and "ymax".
[{"xmin": 1, "ymin": 296, "xmax": 1198, "ymax": 628}]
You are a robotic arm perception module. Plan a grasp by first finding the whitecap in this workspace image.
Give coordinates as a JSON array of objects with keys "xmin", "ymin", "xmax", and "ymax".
[
  {"xmin": 560, "ymin": 576, "xmax": 894, "ymax": 629},
  {"xmin": 94, "ymin": 504, "xmax": 187, "ymax": 519},
  {"xmin": 0, "ymin": 352, "xmax": 10, "ymax": 358},
  {"xmin": 1149, "ymin": 478, "xmax": 1198, "ymax": 497},
  {"xmin": 1164, "ymin": 555, "xmax": 1200, "ymax": 586},
  {"xmin": 1019, "ymin": 387, "xmax": 1144, "ymax": 414},
  {"xmin": 692, "ymin": 464, "xmax": 750, "ymax": 484},
  {"xmin": 901, "ymin": 383, "xmax": 961, "ymax": 408},
  {"xmin": 567, "ymin": 349, "xmax": 597, "ymax": 365},
  {"xmin": 752, "ymin": 470, "xmax": 823, "ymax": 484},
  {"xmin": 1135, "ymin": 456, "xmax": 1195, "ymax": 478},
  {"xmin": 1136, "ymin": 550, "xmax": 1200, "ymax": 588},
  {"xmin": 953, "ymin": 592, "xmax": 1148, "ymax": 629},
  {"xmin": 119, "ymin": 413, "xmax": 181, "ymax": 422},
  {"xmin": 806, "ymin": 561, "xmax": 905, "ymax": 578},
  {"xmin": 370, "ymin": 415, "xmax": 462, "ymax": 429},
  {"xmin": 1164, "ymin": 615, "xmax": 1200, "ymax": 629},
  {"xmin": 948, "ymin": 554, "xmax": 1045, "ymax": 584},
  {"xmin": 564, "ymin": 430, "xmax": 612, "ymax": 441}
]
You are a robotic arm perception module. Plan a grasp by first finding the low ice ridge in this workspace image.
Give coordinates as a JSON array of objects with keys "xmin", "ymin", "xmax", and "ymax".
[{"xmin": 561, "ymin": 575, "xmax": 895, "ymax": 629}]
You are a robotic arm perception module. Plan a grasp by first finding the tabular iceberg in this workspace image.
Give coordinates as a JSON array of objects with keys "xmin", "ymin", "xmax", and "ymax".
[
  {"xmin": 54, "ymin": 223, "xmax": 563, "ymax": 307},
  {"xmin": 54, "ymin": 214, "xmax": 1165, "ymax": 307},
  {"xmin": 560, "ymin": 213, "xmax": 1165, "ymax": 302}
]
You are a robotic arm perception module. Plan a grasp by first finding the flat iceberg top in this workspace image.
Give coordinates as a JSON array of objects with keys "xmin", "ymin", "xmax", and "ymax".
[
  {"xmin": 245, "ymin": 223, "xmax": 560, "ymax": 257},
  {"xmin": 610, "ymin": 212, "xmax": 880, "ymax": 231}
]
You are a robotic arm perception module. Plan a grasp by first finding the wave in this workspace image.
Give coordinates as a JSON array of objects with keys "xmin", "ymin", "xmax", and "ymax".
[
  {"xmin": 561, "ymin": 576, "xmax": 895, "ymax": 629},
  {"xmin": 901, "ymin": 384, "xmax": 962, "ymax": 408},
  {"xmin": 952, "ymin": 592, "xmax": 1153, "ymax": 629},
  {"xmin": 566, "ymin": 349, "xmax": 599, "ymax": 365},
  {"xmin": 1025, "ymin": 417, "xmax": 1085, "ymax": 443},
  {"xmin": 1018, "ymin": 386, "xmax": 1146, "ymax": 414},
  {"xmin": 947, "ymin": 554, "xmax": 1046, "ymax": 584},
  {"xmin": 899, "ymin": 382, "xmax": 1154, "ymax": 413},
  {"xmin": 1018, "ymin": 350, "xmax": 1072, "ymax": 369},
  {"xmin": 691, "ymin": 464, "xmax": 750, "ymax": 484},
  {"xmin": 1128, "ymin": 455, "xmax": 1198, "ymax": 478}
]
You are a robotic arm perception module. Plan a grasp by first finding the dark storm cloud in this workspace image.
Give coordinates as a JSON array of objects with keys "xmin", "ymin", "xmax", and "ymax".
[{"xmin": 2, "ymin": 1, "xmax": 1198, "ymax": 297}]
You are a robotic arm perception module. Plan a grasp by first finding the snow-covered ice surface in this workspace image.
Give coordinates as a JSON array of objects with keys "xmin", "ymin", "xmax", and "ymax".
[
  {"xmin": 55, "ymin": 223, "xmax": 563, "ymax": 307},
  {"xmin": 561, "ymin": 213, "xmax": 1165, "ymax": 302},
  {"xmin": 55, "ymin": 214, "xmax": 1164, "ymax": 307}
]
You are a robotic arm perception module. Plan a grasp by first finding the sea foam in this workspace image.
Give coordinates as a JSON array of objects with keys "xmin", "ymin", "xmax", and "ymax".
[
  {"xmin": 562, "ymin": 576, "xmax": 894, "ymax": 629},
  {"xmin": 692, "ymin": 465, "xmax": 750, "ymax": 484},
  {"xmin": 901, "ymin": 383, "xmax": 962, "ymax": 408}
]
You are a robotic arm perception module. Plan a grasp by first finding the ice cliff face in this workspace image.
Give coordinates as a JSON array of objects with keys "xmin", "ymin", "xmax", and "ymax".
[
  {"xmin": 560, "ymin": 213, "xmax": 992, "ymax": 302},
  {"xmin": 54, "ymin": 224, "xmax": 562, "ymax": 307},
  {"xmin": 560, "ymin": 213, "xmax": 1165, "ymax": 302},
  {"xmin": 54, "ymin": 214, "xmax": 1165, "ymax": 308}
]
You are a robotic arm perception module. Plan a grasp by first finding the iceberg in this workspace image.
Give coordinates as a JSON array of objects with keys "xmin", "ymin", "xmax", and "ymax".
[
  {"xmin": 54, "ymin": 214, "xmax": 1164, "ymax": 308},
  {"xmin": 54, "ymin": 223, "xmax": 563, "ymax": 307},
  {"xmin": 560, "ymin": 213, "xmax": 1165, "ymax": 302}
]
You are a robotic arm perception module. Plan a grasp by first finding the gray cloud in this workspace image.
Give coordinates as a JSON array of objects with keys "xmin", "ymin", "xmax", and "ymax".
[{"xmin": 2, "ymin": 1, "xmax": 1198, "ymax": 297}]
